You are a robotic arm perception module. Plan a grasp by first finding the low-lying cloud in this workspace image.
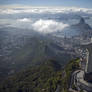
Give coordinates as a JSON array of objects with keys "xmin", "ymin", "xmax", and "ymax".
[
  {"xmin": 0, "ymin": 6, "xmax": 92, "ymax": 14},
  {"xmin": 6, "ymin": 18, "xmax": 69, "ymax": 33},
  {"xmin": 17, "ymin": 18, "xmax": 32, "ymax": 22},
  {"xmin": 32, "ymin": 19, "xmax": 69, "ymax": 33}
]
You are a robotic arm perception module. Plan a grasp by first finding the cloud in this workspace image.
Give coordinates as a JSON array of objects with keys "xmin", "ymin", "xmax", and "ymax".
[
  {"xmin": 1, "ymin": 18, "xmax": 68, "ymax": 32},
  {"xmin": 17, "ymin": 18, "xmax": 32, "ymax": 22},
  {"xmin": 0, "ymin": 6, "xmax": 92, "ymax": 14},
  {"xmin": 0, "ymin": 9, "xmax": 21, "ymax": 14},
  {"xmin": 4, "ymin": 18, "xmax": 32, "ymax": 29},
  {"xmin": 32, "ymin": 19, "xmax": 69, "ymax": 33}
]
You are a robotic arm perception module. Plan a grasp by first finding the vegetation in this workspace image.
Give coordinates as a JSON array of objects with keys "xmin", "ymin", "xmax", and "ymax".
[
  {"xmin": 0, "ymin": 59, "xmax": 80, "ymax": 92},
  {"xmin": 0, "ymin": 36, "xmax": 73, "ymax": 81},
  {"xmin": 61, "ymin": 58, "xmax": 80, "ymax": 91}
]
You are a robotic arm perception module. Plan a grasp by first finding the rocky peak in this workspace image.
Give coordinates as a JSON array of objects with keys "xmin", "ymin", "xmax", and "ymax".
[{"xmin": 79, "ymin": 17, "xmax": 85, "ymax": 24}]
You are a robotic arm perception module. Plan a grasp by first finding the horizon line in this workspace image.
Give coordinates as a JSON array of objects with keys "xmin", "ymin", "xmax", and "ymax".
[{"xmin": 0, "ymin": 4, "xmax": 92, "ymax": 9}]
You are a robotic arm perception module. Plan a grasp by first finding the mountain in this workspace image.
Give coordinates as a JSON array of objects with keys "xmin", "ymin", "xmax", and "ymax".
[
  {"xmin": 0, "ymin": 59, "xmax": 62, "ymax": 92},
  {"xmin": 73, "ymin": 17, "xmax": 91, "ymax": 30},
  {"xmin": 71, "ymin": 17, "xmax": 92, "ymax": 37},
  {"xmin": 54, "ymin": 17, "xmax": 92, "ymax": 38},
  {"xmin": 0, "ymin": 59, "xmax": 80, "ymax": 92}
]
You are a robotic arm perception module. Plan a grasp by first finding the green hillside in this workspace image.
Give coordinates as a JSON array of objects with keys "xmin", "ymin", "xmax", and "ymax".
[{"xmin": 0, "ymin": 59, "xmax": 80, "ymax": 92}]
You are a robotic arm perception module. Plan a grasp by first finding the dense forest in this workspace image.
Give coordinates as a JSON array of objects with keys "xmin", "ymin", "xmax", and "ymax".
[{"xmin": 0, "ymin": 58, "xmax": 80, "ymax": 92}]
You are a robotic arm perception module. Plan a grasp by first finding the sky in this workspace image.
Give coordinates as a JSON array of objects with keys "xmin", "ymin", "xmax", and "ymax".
[{"xmin": 0, "ymin": 0, "xmax": 92, "ymax": 8}]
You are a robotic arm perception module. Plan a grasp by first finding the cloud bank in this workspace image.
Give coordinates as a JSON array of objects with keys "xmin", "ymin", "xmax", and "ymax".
[
  {"xmin": 32, "ymin": 19, "xmax": 69, "ymax": 33},
  {"xmin": 7, "ymin": 18, "xmax": 69, "ymax": 33},
  {"xmin": 0, "ymin": 6, "xmax": 92, "ymax": 14},
  {"xmin": 0, "ymin": 5, "xmax": 92, "ymax": 34},
  {"xmin": 17, "ymin": 18, "xmax": 32, "ymax": 22}
]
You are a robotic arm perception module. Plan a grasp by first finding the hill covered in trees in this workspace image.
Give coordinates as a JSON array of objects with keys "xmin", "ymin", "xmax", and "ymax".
[{"xmin": 0, "ymin": 59, "xmax": 80, "ymax": 92}]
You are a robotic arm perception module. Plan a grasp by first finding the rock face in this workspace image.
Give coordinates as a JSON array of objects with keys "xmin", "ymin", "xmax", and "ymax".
[
  {"xmin": 84, "ymin": 44, "xmax": 92, "ymax": 83},
  {"xmin": 73, "ymin": 17, "xmax": 92, "ymax": 31},
  {"xmin": 87, "ymin": 49, "xmax": 92, "ymax": 73},
  {"xmin": 71, "ymin": 17, "xmax": 92, "ymax": 38},
  {"xmin": 85, "ymin": 44, "xmax": 92, "ymax": 74},
  {"xmin": 79, "ymin": 17, "xmax": 85, "ymax": 24}
]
